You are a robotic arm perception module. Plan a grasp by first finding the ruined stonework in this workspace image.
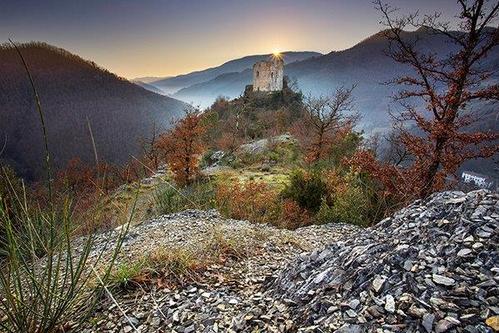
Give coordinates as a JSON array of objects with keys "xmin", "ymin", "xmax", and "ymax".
[{"xmin": 252, "ymin": 55, "xmax": 284, "ymax": 92}]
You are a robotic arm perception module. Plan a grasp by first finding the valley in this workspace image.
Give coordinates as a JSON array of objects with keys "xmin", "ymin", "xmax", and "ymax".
[{"xmin": 0, "ymin": 1, "xmax": 498, "ymax": 332}]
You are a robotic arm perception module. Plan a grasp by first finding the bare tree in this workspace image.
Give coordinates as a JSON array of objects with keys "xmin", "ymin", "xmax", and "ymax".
[
  {"xmin": 381, "ymin": 130, "xmax": 412, "ymax": 166},
  {"xmin": 140, "ymin": 123, "xmax": 163, "ymax": 172},
  {"xmin": 375, "ymin": 0, "xmax": 499, "ymax": 197},
  {"xmin": 296, "ymin": 86, "xmax": 359, "ymax": 163}
]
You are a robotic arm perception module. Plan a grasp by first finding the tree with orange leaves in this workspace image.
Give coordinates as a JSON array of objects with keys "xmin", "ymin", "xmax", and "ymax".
[
  {"xmin": 370, "ymin": 0, "xmax": 499, "ymax": 198},
  {"xmin": 56, "ymin": 157, "xmax": 95, "ymax": 194},
  {"xmin": 157, "ymin": 109, "xmax": 206, "ymax": 186},
  {"xmin": 294, "ymin": 86, "xmax": 359, "ymax": 164}
]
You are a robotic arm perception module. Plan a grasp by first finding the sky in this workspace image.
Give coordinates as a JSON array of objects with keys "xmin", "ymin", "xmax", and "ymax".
[{"xmin": 0, "ymin": 0, "xmax": 459, "ymax": 79}]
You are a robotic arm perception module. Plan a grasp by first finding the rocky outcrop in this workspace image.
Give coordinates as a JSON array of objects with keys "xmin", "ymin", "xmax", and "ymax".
[
  {"xmin": 82, "ymin": 210, "xmax": 358, "ymax": 333},
  {"xmin": 237, "ymin": 134, "xmax": 295, "ymax": 155},
  {"xmin": 83, "ymin": 190, "xmax": 498, "ymax": 332},
  {"xmin": 271, "ymin": 190, "xmax": 498, "ymax": 332}
]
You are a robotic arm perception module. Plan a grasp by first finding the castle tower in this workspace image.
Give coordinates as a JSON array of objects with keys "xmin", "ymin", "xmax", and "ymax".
[{"xmin": 252, "ymin": 55, "xmax": 284, "ymax": 92}]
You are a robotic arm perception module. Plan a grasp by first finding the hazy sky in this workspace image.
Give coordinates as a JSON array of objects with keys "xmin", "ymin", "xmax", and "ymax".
[{"xmin": 1, "ymin": 0, "xmax": 459, "ymax": 79}]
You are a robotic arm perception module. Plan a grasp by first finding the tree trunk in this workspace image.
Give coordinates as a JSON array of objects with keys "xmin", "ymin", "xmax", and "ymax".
[{"xmin": 420, "ymin": 137, "xmax": 446, "ymax": 198}]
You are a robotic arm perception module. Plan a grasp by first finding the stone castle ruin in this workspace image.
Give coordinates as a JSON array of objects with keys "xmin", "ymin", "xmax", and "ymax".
[{"xmin": 252, "ymin": 55, "xmax": 284, "ymax": 92}]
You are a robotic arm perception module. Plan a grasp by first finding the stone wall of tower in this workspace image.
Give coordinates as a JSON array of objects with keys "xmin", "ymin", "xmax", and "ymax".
[{"xmin": 252, "ymin": 56, "xmax": 284, "ymax": 92}]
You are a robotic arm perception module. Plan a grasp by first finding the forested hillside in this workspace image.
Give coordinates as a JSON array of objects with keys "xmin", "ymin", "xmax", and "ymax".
[{"xmin": 0, "ymin": 42, "xmax": 187, "ymax": 180}]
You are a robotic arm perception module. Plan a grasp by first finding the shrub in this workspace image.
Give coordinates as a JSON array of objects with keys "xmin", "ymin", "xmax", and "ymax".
[
  {"xmin": 277, "ymin": 199, "xmax": 311, "ymax": 229},
  {"xmin": 0, "ymin": 187, "xmax": 130, "ymax": 332},
  {"xmin": 216, "ymin": 180, "xmax": 280, "ymax": 224},
  {"xmin": 316, "ymin": 185, "xmax": 371, "ymax": 226},
  {"xmin": 316, "ymin": 169, "xmax": 375, "ymax": 227},
  {"xmin": 281, "ymin": 169, "xmax": 327, "ymax": 212},
  {"xmin": 315, "ymin": 198, "xmax": 336, "ymax": 224},
  {"xmin": 264, "ymin": 140, "xmax": 300, "ymax": 166},
  {"xmin": 154, "ymin": 179, "xmax": 216, "ymax": 215}
]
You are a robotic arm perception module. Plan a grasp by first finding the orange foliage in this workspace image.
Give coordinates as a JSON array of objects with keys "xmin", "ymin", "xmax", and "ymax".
[
  {"xmin": 216, "ymin": 181, "xmax": 312, "ymax": 229},
  {"xmin": 119, "ymin": 158, "xmax": 155, "ymax": 185},
  {"xmin": 376, "ymin": 0, "xmax": 499, "ymax": 197},
  {"xmin": 322, "ymin": 168, "xmax": 347, "ymax": 197},
  {"xmin": 347, "ymin": 150, "xmax": 407, "ymax": 199},
  {"xmin": 216, "ymin": 132, "xmax": 243, "ymax": 153},
  {"xmin": 277, "ymin": 199, "xmax": 310, "ymax": 229},
  {"xmin": 55, "ymin": 157, "xmax": 95, "ymax": 194},
  {"xmin": 216, "ymin": 181, "xmax": 280, "ymax": 224},
  {"xmin": 157, "ymin": 111, "xmax": 206, "ymax": 186},
  {"xmin": 94, "ymin": 162, "xmax": 122, "ymax": 193}
]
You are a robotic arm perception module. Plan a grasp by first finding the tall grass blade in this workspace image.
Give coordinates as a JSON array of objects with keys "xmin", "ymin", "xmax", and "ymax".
[{"xmin": 8, "ymin": 39, "xmax": 53, "ymax": 200}]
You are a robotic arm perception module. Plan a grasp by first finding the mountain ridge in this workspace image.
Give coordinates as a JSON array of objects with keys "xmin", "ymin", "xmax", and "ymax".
[
  {"xmin": 169, "ymin": 28, "xmax": 498, "ymax": 130},
  {"xmin": 0, "ymin": 42, "xmax": 188, "ymax": 180},
  {"xmin": 166, "ymin": 28, "xmax": 498, "ymax": 175},
  {"xmin": 150, "ymin": 51, "xmax": 322, "ymax": 95}
]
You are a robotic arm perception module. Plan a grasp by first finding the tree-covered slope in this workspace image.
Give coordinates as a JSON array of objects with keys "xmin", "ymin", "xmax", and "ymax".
[{"xmin": 0, "ymin": 42, "xmax": 188, "ymax": 180}]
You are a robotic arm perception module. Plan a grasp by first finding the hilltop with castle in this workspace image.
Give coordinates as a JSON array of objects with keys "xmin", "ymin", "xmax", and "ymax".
[{"xmin": 252, "ymin": 55, "xmax": 284, "ymax": 92}]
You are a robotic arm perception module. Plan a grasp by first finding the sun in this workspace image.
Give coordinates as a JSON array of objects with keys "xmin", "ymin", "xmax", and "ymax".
[{"xmin": 272, "ymin": 49, "xmax": 281, "ymax": 57}]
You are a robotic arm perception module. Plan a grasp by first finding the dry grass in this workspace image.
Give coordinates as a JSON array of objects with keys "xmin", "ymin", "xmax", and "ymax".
[
  {"xmin": 215, "ymin": 167, "xmax": 290, "ymax": 191},
  {"xmin": 215, "ymin": 180, "xmax": 281, "ymax": 224},
  {"xmin": 107, "ymin": 226, "xmax": 268, "ymax": 289}
]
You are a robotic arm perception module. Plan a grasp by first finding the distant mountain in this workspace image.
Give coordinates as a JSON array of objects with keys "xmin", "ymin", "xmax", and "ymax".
[
  {"xmin": 290, "ymin": 28, "xmax": 498, "ymax": 132},
  {"xmin": 0, "ymin": 42, "xmax": 188, "ymax": 181},
  {"xmin": 171, "ymin": 28, "xmax": 498, "ymax": 175},
  {"xmin": 174, "ymin": 29, "xmax": 446, "ymax": 111},
  {"xmin": 132, "ymin": 80, "xmax": 167, "ymax": 95},
  {"xmin": 133, "ymin": 76, "xmax": 170, "ymax": 84},
  {"xmin": 150, "ymin": 51, "xmax": 322, "ymax": 95},
  {"xmin": 172, "ymin": 29, "xmax": 498, "ymax": 132}
]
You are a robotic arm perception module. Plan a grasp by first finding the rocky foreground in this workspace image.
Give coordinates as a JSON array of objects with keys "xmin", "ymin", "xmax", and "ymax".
[{"xmin": 84, "ymin": 190, "xmax": 498, "ymax": 333}]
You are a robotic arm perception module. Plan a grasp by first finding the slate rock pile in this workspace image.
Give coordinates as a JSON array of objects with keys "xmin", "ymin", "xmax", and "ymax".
[
  {"xmin": 81, "ymin": 210, "xmax": 358, "ymax": 332},
  {"xmin": 270, "ymin": 190, "xmax": 499, "ymax": 332}
]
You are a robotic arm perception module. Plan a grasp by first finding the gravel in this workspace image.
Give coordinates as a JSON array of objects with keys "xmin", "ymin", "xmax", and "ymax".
[
  {"xmin": 81, "ymin": 210, "xmax": 357, "ymax": 332},
  {"xmin": 271, "ymin": 190, "xmax": 498, "ymax": 332},
  {"xmin": 81, "ymin": 190, "xmax": 498, "ymax": 332}
]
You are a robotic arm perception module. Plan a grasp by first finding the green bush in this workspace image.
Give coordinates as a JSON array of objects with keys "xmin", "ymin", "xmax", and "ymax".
[
  {"xmin": 265, "ymin": 141, "xmax": 300, "ymax": 166},
  {"xmin": 331, "ymin": 186, "xmax": 371, "ymax": 226},
  {"xmin": 281, "ymin": 169, "xmax": 327, "ymax": 212},
  {"xmin": 154, "ymin": 179, "xmax": 216, "ymax": 215},
  {"xmin": 315, "ymin": 198, "xmax": 336, "ymax": 224}
]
